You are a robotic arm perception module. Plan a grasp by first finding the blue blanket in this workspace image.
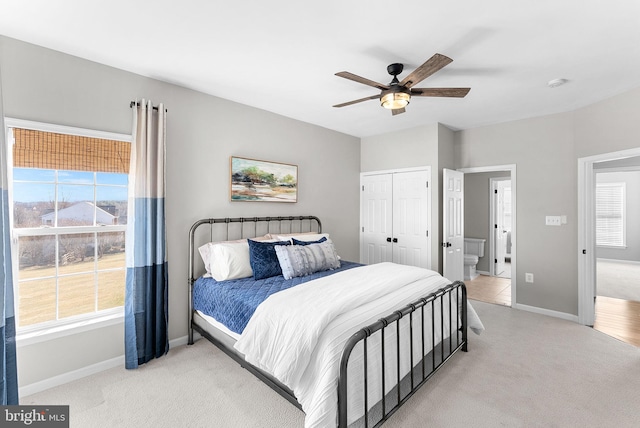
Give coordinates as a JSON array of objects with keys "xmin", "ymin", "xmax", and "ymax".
[{"xmin": 193, "ymin": 261, "xmax": 361, "ymax": 334}]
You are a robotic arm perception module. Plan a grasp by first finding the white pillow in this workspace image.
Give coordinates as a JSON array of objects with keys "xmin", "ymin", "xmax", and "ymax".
[
  {"xmin": 198, "ymin": 235, "xmax": 271, "ymax": 276},
  {"xmin": 210, "ymin": 241, "xmax": 253, "ymax": 281},
  {"xmin": 198, "ymin": 242, "xmax": 214, "ymax": 276}
]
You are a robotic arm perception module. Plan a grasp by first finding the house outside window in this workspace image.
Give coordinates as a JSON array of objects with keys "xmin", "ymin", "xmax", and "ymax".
[
  {"xmin": 595, "ymin": 182, "xmax": 626, "ymax": 248},
  {"xmin": 6, "ymin": 120, "xmax": 131, "ymax": 331}
]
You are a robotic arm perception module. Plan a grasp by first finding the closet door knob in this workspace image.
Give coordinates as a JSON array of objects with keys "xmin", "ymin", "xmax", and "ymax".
[
  {"xmin": 386, "ymin": 237, "xmax": 392, "ymax": 242},
  {"xmin": 392, "ymin": 238, "xmax": 398, "ymax": 243}
]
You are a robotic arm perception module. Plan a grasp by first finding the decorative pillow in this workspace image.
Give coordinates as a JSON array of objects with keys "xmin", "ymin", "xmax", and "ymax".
[
  {"xmin": 209, "ymin": 241, "xmax": 253, "ymax": 281},
  {"xmin": 292, "ymin": 236, "xmax": 327, "ymax": 246},
  {"xmin": 248, "ymin": 239, "xmax": 291, "ymax": 280},
  {"xmin": 274, "ymin": 241, "xmax": 341, "ymax": 280}
]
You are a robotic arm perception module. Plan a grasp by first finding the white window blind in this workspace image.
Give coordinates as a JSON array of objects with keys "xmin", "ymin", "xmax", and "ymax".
[{"xmin": 595, "ymin": 182, "xmax": 625, "ymax": 247}]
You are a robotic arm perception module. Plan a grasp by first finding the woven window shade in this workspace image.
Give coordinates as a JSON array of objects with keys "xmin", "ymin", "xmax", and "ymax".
[{"xmin": 13, "ymin": 128, "xmax": 130, "ymax": 173}]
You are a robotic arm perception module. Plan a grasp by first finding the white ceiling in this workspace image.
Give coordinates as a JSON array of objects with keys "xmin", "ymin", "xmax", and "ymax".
[{"xmin": 2, "ymin": 1, "xmax": 640, "ymax": 138}]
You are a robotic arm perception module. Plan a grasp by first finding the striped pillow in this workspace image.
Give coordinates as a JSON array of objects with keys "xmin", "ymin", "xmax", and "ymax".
[{"xmin": 274, "ymin": 240, "xmax": 340, "ymax": 280}]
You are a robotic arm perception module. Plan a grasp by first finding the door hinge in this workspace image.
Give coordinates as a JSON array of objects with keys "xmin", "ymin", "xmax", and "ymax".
[
  {"xmin": 362, "ymin": 227, "xmax": 364, "ymax": 232},
  {"xmin": 495, "ymin": 189, "xmax": 498, "ymax": 194},
  {"xmin": 495, "ymin": 224, "xmax": 498, "ymax": 228},
  {"xmin": 582, "ymin": 249, "xmax": 587, "ymax": 254},
  {"xmin": 495, "ymin": 259, "xmax": 497, "ymax": 263},
  {"xmin": 362, "ymin": 185, "xmax": 364, "ymax": 191},
  {"xmin": 426, "ymin": 181, "xmax": 429, "ymax": 188},
  {"xmin": 426, "ymin": 230, "xmax": 429, "ymax": 237}
]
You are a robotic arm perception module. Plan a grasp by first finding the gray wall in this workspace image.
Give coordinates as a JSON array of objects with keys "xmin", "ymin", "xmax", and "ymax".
[
  {"xmin": 455, "ymin": 87, "xmax": 640, "ymax": 316},
  {"xmin": 456, "ymin": 113, "xmax": 577, "ymax": 315},
  {"xmin": 360, "ymin": 123, "xmax": 439, "ymax": 172},
  {"xmin": 1, "ymin": 36, "xmax": 361, "ymax": 390},
  {"xmin": 464, "ymin": 171, "xmax": 510, "ymax": 273},
  {"xmin": 595, "ymin": 170, "xmax": 640, "ymax": 262}
]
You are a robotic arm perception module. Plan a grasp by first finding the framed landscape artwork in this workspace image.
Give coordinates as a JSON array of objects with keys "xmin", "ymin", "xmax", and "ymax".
[{"xmin": 230, "ymin": 156, "xmax": 298, "ymax": 203}]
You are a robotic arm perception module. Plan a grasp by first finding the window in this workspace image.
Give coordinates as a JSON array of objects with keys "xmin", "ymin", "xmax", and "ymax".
[
  {"xmin": 595, "ymin": 182, "xmax": 625, "ymax": 247},
  {"xmin": 6, "ymin": 120, "xmax": 131, "ymax": 331}
]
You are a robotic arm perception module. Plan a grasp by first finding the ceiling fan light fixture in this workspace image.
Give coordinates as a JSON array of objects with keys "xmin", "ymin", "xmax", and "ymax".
[{"xmin": 381, "ymin": 91, "xmax": 410, "ymax": 110}]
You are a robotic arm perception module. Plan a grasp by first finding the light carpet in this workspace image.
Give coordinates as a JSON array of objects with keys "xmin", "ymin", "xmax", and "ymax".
[
  {"xmin": 23, "ymin": 301, "xmax": 640, "ymax": 428},
  {"xmin": 597, "ymin": 259, "xmax": 640, "ymax": 302}
]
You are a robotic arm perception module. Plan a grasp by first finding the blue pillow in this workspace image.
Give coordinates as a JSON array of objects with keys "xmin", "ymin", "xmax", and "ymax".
[
  {"xmin": 248, "ymin": 239, "xmax": 290, "ymax": 280},
  {"xmin": 291, "ymin": 236, "xmax": 328, "ymax": 246}
]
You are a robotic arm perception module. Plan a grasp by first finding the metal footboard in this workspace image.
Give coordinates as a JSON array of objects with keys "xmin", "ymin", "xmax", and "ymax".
[{"xmin": 337, "ymin": 281, "xmax": 468, "ymax": 428}]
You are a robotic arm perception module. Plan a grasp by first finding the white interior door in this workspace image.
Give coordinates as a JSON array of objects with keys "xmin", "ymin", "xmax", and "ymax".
[
  {"xmin": 360, "ymin": 174, "xmax": 393, "ymax": 264},
  {"xmin": 392, "ymin": 170, "xmax": 430, "ymax": 268},
  {"xmin": 492, "ymin": 179, "xmax": 508, "ymax": 275},
  {"xmin": 443, "ymin": 168, "xmax": 464, "ymax": 281}
]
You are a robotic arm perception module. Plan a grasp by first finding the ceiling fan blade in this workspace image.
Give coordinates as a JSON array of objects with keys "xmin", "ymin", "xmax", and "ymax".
[
  {"xmin": 335, "ymin": 71, "xmax": 389, "ymax": 90},
  {"xmin": 333, "ymin": 94, "xmax": 380, "ymax": 108},
  {"xmin": 392, "ymin": 108, "xmax": 406, "ymax": 116},
  {"xmin": 411, "ymin": 87, "xmax": 471, "ymax": 98},
  {"xmin": 400, "ymin": 53, "xmax": 453, "ymax": 88}
]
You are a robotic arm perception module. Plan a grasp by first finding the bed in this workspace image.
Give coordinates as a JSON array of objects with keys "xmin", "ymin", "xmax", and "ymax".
[{"xmin": 188, "ymin": 215, "xmax": 483, "ymax": 428}]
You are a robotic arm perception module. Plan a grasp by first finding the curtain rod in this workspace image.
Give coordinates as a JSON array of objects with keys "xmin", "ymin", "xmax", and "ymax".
[{"xmin": 129, "ymin": 101, "xmax": 168, "ymax": 112}]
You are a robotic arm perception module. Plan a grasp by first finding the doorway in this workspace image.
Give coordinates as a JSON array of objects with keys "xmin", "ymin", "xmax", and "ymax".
[
  {"xmin": 578, "ymin": 149, "xmax": 640, "ymax": 347},
  {"xmin": 459, "ymin": 165, "xmax": 517, "ymax": 308},
  {"xmin": 490, "ymin": 177, "xmax": 512, "ymax": 279}
]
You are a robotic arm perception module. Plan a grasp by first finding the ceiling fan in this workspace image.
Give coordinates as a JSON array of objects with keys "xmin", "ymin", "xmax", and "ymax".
[{"xmin": 333, "ymin": 53, "xmax": 470, "ymax": 116}]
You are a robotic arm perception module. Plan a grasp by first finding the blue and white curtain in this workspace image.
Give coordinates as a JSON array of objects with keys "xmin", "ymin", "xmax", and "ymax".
[
  {"xmin": 125, "ymin": 99, "xmax": 169, "ymax": 369},
  {"xmin": 0, "ymin": 64, "xmax": 19, "ymax": 404}
]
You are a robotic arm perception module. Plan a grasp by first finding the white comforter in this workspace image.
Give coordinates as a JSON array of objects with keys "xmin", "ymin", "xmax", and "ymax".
[{"xmin": 234, "ymin": 262, "xmax": 484, "ymax": 428}]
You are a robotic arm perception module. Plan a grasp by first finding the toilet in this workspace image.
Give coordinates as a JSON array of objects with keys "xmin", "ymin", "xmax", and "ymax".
[{"xmin": 463, "ymin": 238, "xmax": 486, "ymax": 281}]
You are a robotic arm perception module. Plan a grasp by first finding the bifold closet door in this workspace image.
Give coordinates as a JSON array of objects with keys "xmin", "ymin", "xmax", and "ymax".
[
  {"xmin": 361, "ymin": 170, "xmax": 430, "ymax": 268},
  {"xmin": 361, "ymin": 174, "xmax": 393, "ymax": 264},
  {"xmin": 392, "ymin": 170, "xmax": 430, "ymax": 268}
]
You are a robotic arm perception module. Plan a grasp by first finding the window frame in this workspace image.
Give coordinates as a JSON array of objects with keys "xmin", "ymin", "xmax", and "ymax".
[{"xmin": 5, "ymin": 118, "xmax": 132, "ymax": 336}]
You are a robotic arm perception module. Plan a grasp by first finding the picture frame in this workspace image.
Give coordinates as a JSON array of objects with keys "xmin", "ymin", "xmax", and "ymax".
[{"xmin": 230, "ymin": 156, "xmax": 298, "ymax": 203}]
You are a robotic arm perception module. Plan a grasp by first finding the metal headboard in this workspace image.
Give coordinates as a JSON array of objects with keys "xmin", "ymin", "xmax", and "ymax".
[{"xmin": 188, "ymin": 215, "xmax": 322, "ymax": 344}]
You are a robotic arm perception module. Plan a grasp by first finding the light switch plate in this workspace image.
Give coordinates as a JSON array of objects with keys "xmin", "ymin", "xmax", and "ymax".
[{"xmin": 545, "ymin": 215, "xmax": 562, "ymax": 226}]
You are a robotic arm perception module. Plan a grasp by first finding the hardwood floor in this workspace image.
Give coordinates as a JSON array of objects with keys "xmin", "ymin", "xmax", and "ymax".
[
  {"xmin": 593, "ymin": 296, "xmax": 640, "ymax": 347},
  {"xmin": 465, "ymin": 274, "xmax": 640, "ymax": 348}
]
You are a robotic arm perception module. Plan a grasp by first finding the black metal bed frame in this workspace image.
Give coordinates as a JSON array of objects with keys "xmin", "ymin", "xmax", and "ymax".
[{"xmin": 188, "ymin": 216, "xmax": 468, "ymax": 427}]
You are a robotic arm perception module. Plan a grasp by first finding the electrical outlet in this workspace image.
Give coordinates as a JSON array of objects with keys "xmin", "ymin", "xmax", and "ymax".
[{"xmin": 525, "ymin": 273, "xmax": 534, "ymax": 283}]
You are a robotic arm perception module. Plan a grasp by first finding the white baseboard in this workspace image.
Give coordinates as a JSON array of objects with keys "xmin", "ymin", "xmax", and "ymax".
[
  {"xmin": 596, "ymin": 258, "xmax": 640, "ymax": 266},
  {"xmin": 514, "ymin": 303, "xmax": 579, "ymax": 323},
  {"xmin": 169, "ymin": 335, "xmax": 190, "ymax": 348},
  {"xmin": 19, "ymin": 335, "xmax": 190, "ymax": 398},
  {"xmin": 19, "ymin": 355, "xmax": 124, "ymax": 398}
]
